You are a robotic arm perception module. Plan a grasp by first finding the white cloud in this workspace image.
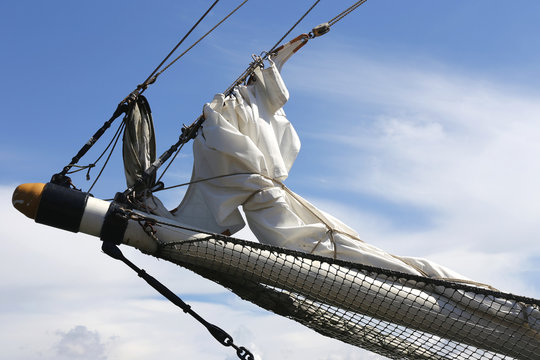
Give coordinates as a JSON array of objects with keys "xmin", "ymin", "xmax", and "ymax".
[
  {"xmin": 286, "ymin": 46, "xmax": 540, "ymax": 295},
  {"xmin": 55, "ymin": 326, "xmax": 108, "ymax": 360},
  {"xmin": 1, "ymin": 185, "xmax": 382, "ymax": 360}
]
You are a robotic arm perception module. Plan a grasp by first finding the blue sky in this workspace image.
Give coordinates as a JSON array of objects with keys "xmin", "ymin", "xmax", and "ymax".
[{"xmin": 1, "ymin": 1, "xmax": 540, "ymax": 359}]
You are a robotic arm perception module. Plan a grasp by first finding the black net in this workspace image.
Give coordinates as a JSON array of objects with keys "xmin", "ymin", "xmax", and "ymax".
[{"xmin": 156, "ymin": 236, "xmax": 539, "ymax": 360}]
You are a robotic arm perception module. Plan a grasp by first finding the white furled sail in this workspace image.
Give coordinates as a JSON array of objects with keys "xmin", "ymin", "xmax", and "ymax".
[
  {"xmin": 164, "ymin": 41, "xmax": 466, "ymax": 280},
  {"xmin": 131, "ymin": 39, "xmax": 538, "ymax": 359}
]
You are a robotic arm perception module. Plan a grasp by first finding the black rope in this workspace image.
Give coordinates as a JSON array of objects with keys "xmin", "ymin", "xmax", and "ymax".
[
  {"xmin": 52, "ymin": 102, "xmax": 128, "ymax": 185},
  {"xmin": 124, "ymin": 115, "xmax": 205, "ymax": 196},
  {"xmin": 54, "ymin": 2, "xmax": 248, "ymax": 188},
  {"xmin": 225, "ymin": 0, "xmax": 370, "ymax": 95},
  {"xmin": 154, "ymin": 0, "xmax": 329, "ymax": 183},
  {"xmin": 87, "ymin": 119, "xmax": 126, "ymax": 193},
  {"xmin": 155, "ymin": 142, "xmax": 186, "ymax": 184},
  {"xmin": 66, "ymin": 116, "xmax": 125, "ymax": 180}
]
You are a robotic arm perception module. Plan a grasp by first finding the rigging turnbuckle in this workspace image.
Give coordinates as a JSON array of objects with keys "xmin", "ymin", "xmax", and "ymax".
[{"xmin": 309, "ymin": 22, "xmax": 330, "ymax": 38}]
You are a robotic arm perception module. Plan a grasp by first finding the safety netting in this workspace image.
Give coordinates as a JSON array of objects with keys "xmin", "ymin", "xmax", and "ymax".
[{"xmin": 155, "ymin": 235, "xmax": 540, "ymax": 360}]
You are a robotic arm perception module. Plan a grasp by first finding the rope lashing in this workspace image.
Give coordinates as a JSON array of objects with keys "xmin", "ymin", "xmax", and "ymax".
[{"xmin": 157, "ymin": 171, "xmax": 364, "ymax": 259}]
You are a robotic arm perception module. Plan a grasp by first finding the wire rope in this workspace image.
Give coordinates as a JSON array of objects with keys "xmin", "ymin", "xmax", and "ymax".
[
  {"xmin": 224, "ymin": 0, "xmax": 322, "ymax": 95},
  {"xmin": 157, "ymin": 0, "xmax": 369, "ymax": 183},
  {"xmin": 147, "ymin": 0, "xmax": 250, "ymax": 90},
  {"xmin": 328, "ymin": 0, "xmax": 368, "ymax": 27},
  {"xmin": 267, "ymin": 0, "xmax": 321, "ymax": 55},
  {"xmin": 138, "ymin": 0, "xmax": 221, "ymax": 92},
  {"xmin": 87, "ymin": 119, "xmax": 126, "ymax": 193}
]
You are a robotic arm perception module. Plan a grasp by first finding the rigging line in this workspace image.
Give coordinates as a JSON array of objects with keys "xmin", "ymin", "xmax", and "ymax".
[
  {"xmin": 328, "ymin": 0, "xmax": 368, "ymax": 27},
  {"xmin": 155, "ymin": 171, "xmax": 364, "ymax": 249},
  {"xmin": 149, "ymin": 0, "xmax": 250, "ymax": 85},
  {"xmin": 158, "ymin": 172, "xmax": 257, "ymax": 191},
  {"xmin": 146, "ymin": 1, "xmax": 324, "ymax": 181},
  {"xmin": 224, "ymin": 0, "xmax": 321, "ymax": 95},
  {"xmin": 88, "ymin": 120, "xmax": 126, "ymax": 193},
  {"xmin": 144, "ymin": 0, "xmax": 364, "ymax": 183},
  {"xmin": 67, "ymin": 117, "xmax": 126, "ymax": 179},
  {"xmin": 267, "ymin": 0, "xmax": 321, "ymax": 55},
  {"xmin": 155, "ymin": 141, "xmax": 186, "ymax": 184},
  {"xmin": 138, "ymin": 0, "xmax": 221, "ymax": 93}
]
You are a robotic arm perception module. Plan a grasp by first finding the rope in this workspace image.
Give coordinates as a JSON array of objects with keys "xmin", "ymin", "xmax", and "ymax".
[
  {"xmin": 67, "ymin": 117, "xmax": 125, "ymax": 180},
  {"xmin": 128, "ymin": 208, "xmax": 518, "ymax": 300},
  {"xmin": 156, "ymin": 171, "xmax": 364, "ymax": 258},
  {"xmin": 116, "ymin": 1, "xmax": 250, "ymax": 187},
  {"xmin": 148, "ymin": 0, "xmax": 249, "ymax": 87},
  {"xmin": 138, "ymin": 0, "xmax": 221, "ymax": 93},
  {"xmin": 158, "ymin": 170, "xmax": 490, "ymax": 279},
  {"xmin": 224, "ymin": 0, "xmax": 369, "ymax": 95},
  {"xmin": 155, "ymin": 142, "xmax": 187, "ymax": 184},
  {"xmin": 158, "ymin": 172, "xmax": 256, "ymax": 191},
  {"xmin": 267, "ymin": 0, "xmax": 321, "ymax": 55},
  {"xmin": 328, "ymin": 0, "xmax": 368, "ymax": 27},
  {"xmin": 224, "ymin": 0, "xmax": 322, "ymax": 95},
  {"xmin": 87, "ymin": 119, "xmax": 126, "ymax": 193},
  {"xmin": 129, "ymin": 0, "xmax": 368, "ymax": 188}
]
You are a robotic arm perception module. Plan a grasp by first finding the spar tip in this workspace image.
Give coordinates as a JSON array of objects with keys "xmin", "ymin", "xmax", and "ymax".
[{"xmin": 12, "ymin": 183, "xmax": 45, "ymax": 219}]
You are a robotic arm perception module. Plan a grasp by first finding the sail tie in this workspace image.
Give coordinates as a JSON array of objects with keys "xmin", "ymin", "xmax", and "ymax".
[{"xmin": 157, "ymin": 171, "xmax": 364, "ymax": 259}]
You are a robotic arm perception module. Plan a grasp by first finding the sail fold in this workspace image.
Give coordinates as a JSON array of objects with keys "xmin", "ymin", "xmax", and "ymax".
[
  {"xmin": 122, "ymin": 95, "xmax": 156, "ymax": 189},
  {"xmin": 167, "ymin": 43, "xmax": 466, "ymax": 281}
]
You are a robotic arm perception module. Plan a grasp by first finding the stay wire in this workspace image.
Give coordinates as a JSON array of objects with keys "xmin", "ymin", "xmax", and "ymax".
[
  {"xmin": 328, "ymin": 0, "xmax": 368, "ymax": 27},
  {"xmin": 148, "ymin": 0, "xmax": 250, "ymax": 88},
  {"xmin": 138, "ymin": 0, "xmax": 221, "ymax": 93},
  {"xmin": 67, "ymin": 118, "xmax": 125, "ymax": 178},
  {"xmin": 267, "ymin": 0, "xmax": 321, "ymax": 55},
  {"xmin": 87, "ymin": 119, "xmax": 126, "ymax": 193},
  {"xmin": 131, "ymin": 0, "xmax": 319, "ymax": 183},
  {"xmin": 146, "ymin": 0, "xmax": 368, "ymax": 185},
  {"xmin": 156, "ymin": 141, "xmax": 187, "ymax": 184},
  {"xmin": 224, "ymin": 0, "xmax": 321, "ymax": 95}
]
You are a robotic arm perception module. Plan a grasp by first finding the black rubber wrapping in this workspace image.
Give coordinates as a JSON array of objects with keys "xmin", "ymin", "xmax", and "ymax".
[
  {"xmin": 100, "ymin": 202, "xmax": 128, "ymax": 245},
  {"xmin": 35, "ymin": 183, "xmax": 89, "ymax": 233}
]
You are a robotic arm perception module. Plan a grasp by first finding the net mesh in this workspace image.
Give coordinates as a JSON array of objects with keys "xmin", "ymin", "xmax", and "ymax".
[{"xmin": 155, "ymin": 235, "xmax": 539, "ymax": 360}]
